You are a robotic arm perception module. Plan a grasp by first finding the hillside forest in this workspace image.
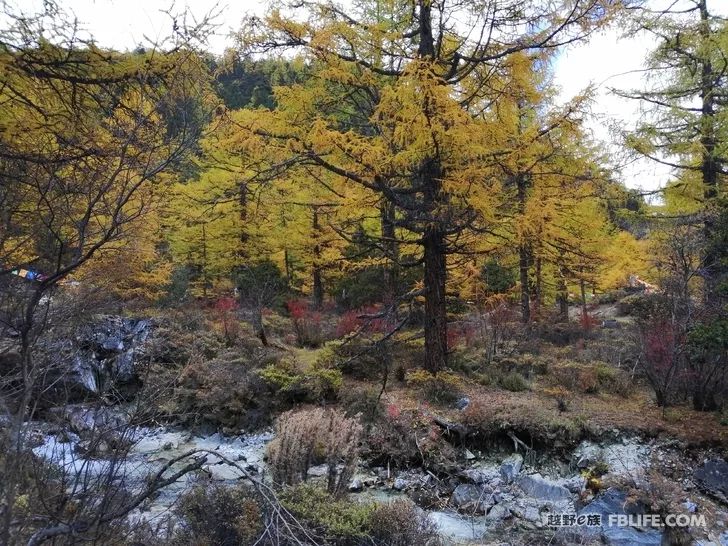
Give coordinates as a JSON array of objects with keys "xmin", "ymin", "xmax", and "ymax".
[{"xmin": 0, "ymin": 0, "xmax": 727, "ymax": 545}]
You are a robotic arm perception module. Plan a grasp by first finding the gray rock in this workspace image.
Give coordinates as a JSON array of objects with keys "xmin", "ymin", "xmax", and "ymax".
[
  {"xmin": 349, "ymin": 478, "xmax": 363, "ymax": 492},
  {"xmin": 578, "ymin": 489, "xmax": 662, "ymax": 546},
  {"xmin": 694, "ymin": 459, "xmax": 728, "ymax": 503},
  {"xmin": 560, "ymin": 475, "xmax": 587, "ymax": 494},
  {"xmin": 518, "ymin": 474, "xmax": 571, "ymax": 501},
  {"xmin": 463, "ymin": 448, "xmax": 476, "ymax": 460},
  {"xmin": 307, "ymin": 464, "xmax": 328, "ymax": 478},
  {"xmin": 511, "ymin": 502, "xmax": 544, "ymax": 529},
  {"xmin": 450, "ymin": 484, "xmax": 496, "ymax": 513},
  {"xmin": 500, "ymin": 453, "xmax": 523, "ymax": 483},
  {"xmin": 393, "ymin": 477, "xmax": 408, "ymax": 491},
  {"xmin": 455, "ymin": 397, "xmax": 470, "ymax": 410},
  {"xmin": 599, "ymin": 526, "xmax": 662, "ymax": 546},
  {"xmin": 486, "ymin": 503, "xmax": 511, "ymax": 521},
  {"xmin": 573, "ymin": 440, "xmax": 603, "ymax": 469}
]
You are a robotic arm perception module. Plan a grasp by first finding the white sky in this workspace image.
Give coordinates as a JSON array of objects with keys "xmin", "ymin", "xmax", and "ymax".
[{"xmin": 10, "ymin": 0, "xmax": 726, "ymax": 192}]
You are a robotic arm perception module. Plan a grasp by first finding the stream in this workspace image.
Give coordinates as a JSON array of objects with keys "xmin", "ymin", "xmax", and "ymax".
[{"xmin": 29, "ymin": 417, "xmax": 685, "ymax": 545}]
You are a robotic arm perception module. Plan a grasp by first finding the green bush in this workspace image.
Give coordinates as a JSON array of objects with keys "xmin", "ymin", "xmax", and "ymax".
[
  {"xmin": 498, "ymin": 371, "xmax": 529, "ymax": 392},
  {"xmin": 257, "ymin": 359, "xmax": 342, "ymax": 403},
  {"xmin": 280, "ymin": 485, "xmax": 442, "ymax": 546},
  {"xmin": 280, "ymin": 483, "xmax": 374, "ymax": 539},
  {"xmin": 340, "ymin": 387, "xmax": 383, "ymax": 423},
  {"xmin": 407, "ymin": 369, "xmax": 464, "ymax": 404}
]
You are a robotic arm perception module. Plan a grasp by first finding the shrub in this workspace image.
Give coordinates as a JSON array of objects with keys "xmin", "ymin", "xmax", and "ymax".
[
  {"xmin": 267, "ymin": 408, "xmax": 363, "ymax": 496},
  {"xmin": 173, "ymin": 483, "xmax": 262, "ymax": 546},
  {"xmin": 548, "ymin": 362, "xmax": 632, "ymax": 397},
  {"xmin": 535, "ymin": 322, "xmax": 585, "ymax": 346},
  {"xmin": 287, "ymin": 299, "xmax": 324, "ymax": 347},
  {"xmin": 493, "ymin": 353, "xmax": 549, "ymax": 378},
  {"xmin": 257, "ymin": 359, "xmax": 342, "ymax": 403},
  {"xmin": 498, "ymin": 371, "xmax": 529, "ymax": 392},
  {"xmin": 317, "ymin": 338, "xmax": 385, "ymax": 380},
  {"xmin": 172, "ymin": 350, "xmax": 272, "ymax": 430},
  {"xmin": 280, "ymin": 483, "xmax": 374, "ymax": 539},
  {"xmin": 544, "ymin": 386, "xmax": 571, "ymax": 412},
  {"xmin": 369, "ymin": 499, "xmax": 442, "ymax": 546},
  {"xmin": 407, "ymin": 369, "xmax": 464, "ymax": 404},
  {"xmin": 639, "ymin": 319, "xmax": 682, "ymax": 407},
  {"xmin": 340, "ymin": 387, "xmax": 383, "ymax": 424},
  {"xmin": 335, "ymin": 305, "xmax": 388, "ymax": 338}
]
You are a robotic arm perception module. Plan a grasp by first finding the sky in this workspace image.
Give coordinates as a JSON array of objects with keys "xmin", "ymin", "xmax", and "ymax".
[{"xmin": 9, "ymin": 0, "xmax": 723, "ymax": 193}]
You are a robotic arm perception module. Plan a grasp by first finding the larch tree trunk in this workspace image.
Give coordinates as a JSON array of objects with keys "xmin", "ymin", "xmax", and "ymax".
[{"xmin": 312, "ymin": 206, "xmax": 324, "ymax": 310}]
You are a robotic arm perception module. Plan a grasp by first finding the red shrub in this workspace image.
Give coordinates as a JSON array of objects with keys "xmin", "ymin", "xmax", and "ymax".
[
  {"xmin": 286, "ymin": 299, "xmax": 323, "ymax": 347},
  {"xmin": 335, "ymin": 305, "xmax": 388, "ymax": 338}
]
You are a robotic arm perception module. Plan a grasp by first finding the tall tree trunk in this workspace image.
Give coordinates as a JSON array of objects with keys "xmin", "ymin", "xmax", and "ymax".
[
  {"xmin": 423, "ymin": 225, "xmax": 448, "ymax": 374},
  {"xmin": 201, "ymin": 223, "xmax": 208, "ymax": 299},
  {"xmin": 380, "ymin": 199, "xmax": 399, "ymax": 320},
  {"xmin": 519, "ymin": 244, "xmax": 531, "ymax": 324},
  {"xmin": 312, "ymin": 207, "xmax": 324, "ymax": 310},
  {"xmin": 535, "ymin": 255, "xmax": 542, "ymax": 316},
  {"xmin": 417, "ymin": 3, "xmax": 447, "ymax": 374},
  {"xmin": 557, "ymin": 275, "xmax": 569, "ymax": 322},
  {"xmin": 698, "ymin": 0, "xmax": 719, "ymax": 299},
  {"xmin": 516, "ymin": 169, "xmax": 530, "ymax": 324},
  {"xmin": 284, "ymin": 248, "xmax": 293, "ymax": 289},
  {"xmin": 580, "ymin": 277, "xmax": 588, "ymax": 323}
]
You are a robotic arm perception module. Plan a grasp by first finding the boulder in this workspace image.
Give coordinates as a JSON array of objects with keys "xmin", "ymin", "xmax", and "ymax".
[
  {"xmin": 500, "ymin": 453, "xmax": 524, "ymax": 483},
  {"xmin": 455, "ymin": 397, "xmax": 470, "ymax": 410},
  {"xmin": 486, "ymin": 503, "xmax": 511, "ymax": 522},
  {"xmin": 518, "ymin": 474, "xmax": 571, "ymax": 501},
  {"xmin": 694, "ymin": 459, "xmax": 728, "ymax": 503},
  {"xmin": 348, "ymin": 478, "xmax": 363, "ymax": 492},
  {"xmin": 450, "ymin": 484, "xmax": 497, "ymax": 513},
  {"xmin": 560, "ymin": 475, "xmax": 587, "ymax": 494},
  {"xmin": 577, "ymin": 489, "xmax": 662, "ymax": 546}
]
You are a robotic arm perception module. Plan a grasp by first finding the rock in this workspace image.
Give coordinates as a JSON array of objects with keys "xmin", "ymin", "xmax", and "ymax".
[
  {"xmin": 307, "ymin": 464, "xmax": 328, "ymax": 478},
  {"xmin": 393, "ymin": 477, "xmax": 408, "ymax": 491},
  {"xmin": 455, "ymin": 397, "xmax": 470, "ymax": 410},
  {"xmin": 598, "ymin": 526, "xmax": 662, "ymax": 546},
  {"xmin": 578, "ymin": 489, "xmax": 662, "ymax": 546},
  {"xmin": 573, "ymin": 440, "xmax": 603, "ymax": 469},
  {"xmin": 450, "ymin": 484, "xmax": 497, "ymax": 514},
  {"xmin": 486, "ymin": 503, "xmax": 511, "ymax": 521},
  {"xmin": 560, "ymin": 475, "xmax": 587, "ymax": 494},
  {"xmin": 602, "ymin": 319, "xmax": 621, "ymax": 329},
  {"xmin": 694, "ymin": 459, "xmax": 728, "ymax": 503},
  {"xmin": 500, "ymin": 453, "xmax": 523, "ymax": 484},
  {"xmin": 511, "ymin": 501, "xmax": 545, "ymax": 529},
  {"xmin": 349, "ymin": 478, "xmax": 363, "ymax": 492},
  {"xmin": 683, "ymin": 499, "xmax": 698, "ymax": 513},
  {"xmin": 461, "ymin": 462, "xmax": 500, "ymax": 485},
  {"xmin": 572, "ymin": 439, "xmax": 651, "ymax": 476},
  {"xmin": 518, "ymin": 474, "xmax": 572, "ymax": 501},
  {"xmin": 464, "ymin": 448, "xmax": 476, "ymax": 460}
]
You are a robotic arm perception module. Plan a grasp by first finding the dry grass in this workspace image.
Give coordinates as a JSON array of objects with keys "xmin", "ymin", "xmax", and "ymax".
[{"xmin": 267, "ymin": 407, "xmax": 363, "ymax": 496}]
